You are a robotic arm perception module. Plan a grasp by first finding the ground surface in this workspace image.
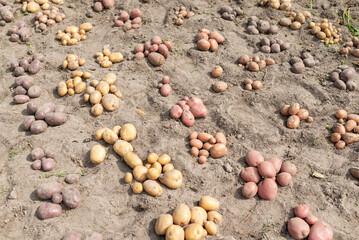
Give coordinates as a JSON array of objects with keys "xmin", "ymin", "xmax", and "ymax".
[{"xmin": 0, "ymin": 0, "xmax": 359, "ymax": 239}]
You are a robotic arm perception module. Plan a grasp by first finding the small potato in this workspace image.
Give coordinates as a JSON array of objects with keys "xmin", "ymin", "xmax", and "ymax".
[
  {"xmin": 204, "ymin": 221, "xmax": 217, "ymax": 235},
  {"xmin": 91, "ymin": 104, "xmax": 103, "ymax": 116},
  {"xmin": 163, "ymin": 163, "xmax": 174, "ymax": 173},
  {"xmin": 57, "ymin": 81, "xmax": 68, "ymax": 96},
  {"xmin": 211, "ymin": 66, "xmax": 223, "ymax": 78},
  {"xmin": 32, "ymin": 160, "xmax": 42, "ymax": 170},
  {"xmin": 276, "ymin": 172, "xmax": 292, "ymax": 186},
  {"xmin": 199, "ymin": 196, "xmax": 219, "ymax": 211},
  {"xmin": 112, "ymin": 125, "xmax": 121, "ymax": 135},
  {"xmin": 62, "ymin": 187, "xmax": 81, "ymax": 209},
  {"xmin": 51, "ymin": 193, "xmax": 63, "ymax": 204},
  {"xmin": 258, "ymin": 161, "xmax": 276, "ymax": 178},
  {"xmin": 257, "ymin": 178, "xmax": 277, "ymax": 200},
  {"xmin": 96, "ymin": 81, "xmax": 110, "ymax": 95},
  {"xmin": 207, "ymin": 211, "xmax": 222, "ymax": 224},
  {"xmin": 197, "ymin": 39, "xmax": 210, "ymax": 51},
  {"xmin": 166, "ymin": 225, "xmax": 184, "ymax": 240},
  {"xmin": 305, "ymin": 214, "xmax": 319, "ymax": 225},
  {"xmin": 124, "ymin": 172, "xmax": 133, "ymax": 183},
  {"xmin": 330, "ymin": 133, "xmax": 341, "ymax": 143},
  {"xmin": 23, "ymin": 116, "xmax": 36, "ymax": 131},
  {"xmin": 36, "ymin": 182, "xmax": 62, "ymax": 200},
  {"xmin": 30, "ymin": 120, "xmax": 48, "ymax": 134},
  {"xmin": 14, "ymin": 95, "xmax": 30, "ymax": 104},
  {"xmin": 287, "ymin": 115, "xmax": 300, "ymax": 129},
  {"xmin": 281, "ymin": 162, "xmax": 297, "ymax": 175},
  {"xmin": 148, "ymin": 52, "xmax": 165, "ymax": 66},
  {"xmin": 65, "ymin": 174, "xmax": 80, "ymax": 184},
  {"xmin": 124, "ymin": 152, "xmax": 143, "ymax": 169},
  {"xmin": 102, "ymin": 129, "xmax": 118, "ymax": 144},
  {"xmin": 80, "ymin": 22, "xmax": 93, "ymax": 32},
  {"xmin": 41, "ymin": 158, "xmax": 55, "ymax": 172},
  {"xmin": 155, "ymin": 214, "xmax": 173, "ymax": 235},
  {"xmin": 90, "ymin": 144, "xmax": 106, "ymax": 164},
  {"xmin": 331, "ymin": 123, "xmax": 345, "ymax": 135},
  {"xmin": 241, "ymin": 167, "xmax": 261, "ymax": 183},
  {"xmin": 147, "ymin": 168, "xmax": 160, "ymax": 180},
  {"xmin": 209, "ymin": 31, "xmax": 225, "ymax": 43},
  {"xmin": 170, "ymin": 105, "xmax": 183, "ymax": 119},
  {"xmin": 189, "ymin": 104, "xmax": 207, "ymax": 118},
  {"xmin": 133, "ymin": 166, "xmax": 148, "ymax": 182},
  {"xmin": 213, "ymin": 81, "xmax": 227, "ymax": 93},
  {"xmin": 143, "ymin": 180, "xmax": 163, "ymax": 196},
  {"xmin": 147, "ymin": 153, "xmax": 159, "ymax": 164},
  {"xmin": 182, "ymin": 110, "xmax": 195, "ymax": 127},
  {"xmin": 131, "ymin": 182, "xmax": 143, "ymax": 194},
  {"xmin": 214, "ymin": 132, "xmax": 226, "ymax": 145},
  {"xmin": 37, "ymin": 202, "xmax": 62, "ymax": 220},
  {"xmin": 158, "ymin": 154, "xmax": 171, "ymax": 165},
  {"xmin": 31, "ymin": 148, "xmax": 45, "ymax": 160},
  {"xmin": 266, "ymin": 157, "xmax": 282, "ymax": 173},
  {"xmin": 349, "ymin": 168, "xmax": 359, "ymax": 179},
  {"xmin": 94, "ymin": 128, "xmax": 109, "ymax": 140},
  {"xmin": 159, "ymin": 169, "xmax": 183, "ymax": 189},
  {"xmin": 297, "ymin": 109, "xmax": 309, "ymax": 120},
  {"xmin": 190, "ymin": 139, "xmax": 203, "ymax": 149},
  {"xmin": 345, "ymin": 120, "xmax": 357, "ymax": 132},
  {"xmin": 241, "ymin": 182, "xmax": 258, "ymax": 199},
  {"xmin": 295, "ymin": 204, "xmax": 310, "ymax": 218},
  {"xmin": 291, "ymin": 62, "xmax": 306, "ymax": 74},
  {"xmin": 210, "ymin": 143, "xmax": 227, "ymax": 158},
  {"xmin": 288, "ymin": 217, "xmax": 310, "ymax": 240},
  {"xmin": 152, "ymin": 162, "xmax": 162, "ymax": 174},
  {"xmin": 173, "ymin": 203, "xmax": 191, "ymax": 226},
  {"xmin": 246, "ymin": 150, "xmax": 264, "ymax": 167},
  {"xmin": 184, "ymin": 223, "xmax": 205, "ymax": 240},
  {"xmin": 75, "ymin": 82, "xmax": 86, "ymax": 94},
  {"xmin": 109, "ymin": 52, "xmax": 124, "ymax": 63}
]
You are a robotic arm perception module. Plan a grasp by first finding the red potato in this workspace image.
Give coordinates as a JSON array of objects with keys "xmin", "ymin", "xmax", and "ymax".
[
  {"xmin": 241, "ymin": 182, "xmax": 258, "ymax": 199},
  {"xmin": 130, "ymin": 9, "xmax": 142, "ymax": 19},
  {"xmin": 197, "ymin": 32, "xmax": 209, "ymax": 41},
  {"xmin": 22, "ymin": 116, "xmax": 35, "ymax": 131},
  {"xmin": 62, "ymin": 232, "xmax": 82, "ymax": 240},
  {"xmin": 197, "ymin": 39, "xmax": 210, "ymax": 51},
  {"xmin": 209, "ymin": 31, "xmax": 225, "ymax": 43},
  {"xmin": 62, "ymin": 187, "xmax": 81, "ymax": 209},
  {"xmin": 288, "ymin": 217, "xmax": 310, "ymax": 240},
  {"xmin": 276, "ymin": 172, "xmax": 292, "ymax": 186},
  {"xmin": 102, "ymin": 0, "xmax": 114, "ymax": 8},
  {"xmin": 45, "ymin": 112, "xmax": 67, "ymax": 126},
  {"xmin": 190, "ymin": 104, "xmax": 207, "ymax": 118},
  {"xmin": 65, "ymin": 174, "xmax": 80, "ymax": 184},
  {"xmin": 295, "ymin": 204, "xmax": 310, "ymax": 219},
  {"xmin": 35, "ymin": 103, "xmax": 56, "ymax": 120},
  {"xmin": 148, "ymin": 52, "xmax": 165, "ymax": 66},
  {"xmin": 151, "ymin": 36, "xmax": 162, "ymax": 45},
  {"xmin": 37, "ymin": 202, "xmax": 62, "ymax": 220},
  {"xmin": 305, "ymin": 214, "xmax": 319, "ymax": 225},
  {"xmin": 197, "ymin": 133, "xmax": 212, "ymax": 142},
  {"xmin": 210, "ymin": 143, "xmax": 227, "ymax": 158},
  {"xmin": 308, "ymin": 222, "xmax": 333, "ymax": 240},
  {"xmin": 134, "ymin": 52, "xmax": 145, "ymax": 60},
  {"xmin": 190, "ymin": 139, "xmax": 203, "ymax": 149},
  {"xmin": 41, "ymin": 158, "xmax": 55, "ymax": 172},
  {"xmin": 163, "ymin": 40, "xmax": 172, "ymax": 50},
  {"xmin": 170, "ymin": 105, "xmax": 183, "ymax": 119},
  {"xmin": 245, "ymin": 150, "xmax": 264, "ymax": 167},
  {"xmin": 257, "ymin": 178, "xmax": 277, "ymax": 200},
  {"xmin": 209, "ymin": 39, "xmax": 218, "ymax": 51},
  {"xmin": 36, "ymin": 182, "xmax": 62, "ymax": 200},
  {"xmin": 158, "ymin": 44, "xmax": 169, "ymax": 58},
  {"xmin": 30, "ymin": 120, "xmax": 48, "ymax": 134},
  {"xmin": 345, "ymin": 120, "xmax": 357, "ymax": 132},
  {"xmin": 134, "ymin": 44, "xmax": 144, "ymax": 53},
  {"xmin": 190, "ymin": 147, "xmax": 199, "ymax": 157},
  {"xmin": 215, "ymin": 132, "xmax": 226, "ymax": 145},
  {"xmin": 14, "ymin": 95, "xmax": 30, "ymax": 104},
  {"xmin": 181, "ymin": 110, "xmax": 195, "ymax": 127},
  {"xmin": 281, "ymin": 162, "xmax": 297, "ymax": 175},
  {"xmin": 266, "ymin": 157, "xmax": 282, "ymax": 173},
  {"xmin": 160, "ymin": 84, "xmax": 172, "ymax": 97},
  {"xmin": 32, "ymin": 160, "xmax": 42, "ymax": 170},
  {"xmin": 187, "ymin": 97, "xmax": 203, "ymax": 107},
  {"xmin": 31, "ymin": 148, "xmax": 45, "ymax": 160},
  {"xmin": 241, "ymin": 167, "xmax": 261, "ymax": 183},
  {"xmin": 27, "ymin": 102, "xmax": 38, "ymax": 115},
  {"xmin": 258, "ymin": 161, "xmax": 276, "ymax": 178},
  {"xmin": 347, "ymin": 114, "xmax": 359, "ymax": 123}
]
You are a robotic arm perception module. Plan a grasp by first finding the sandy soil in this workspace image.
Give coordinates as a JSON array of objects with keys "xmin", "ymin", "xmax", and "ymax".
[{"xmin": 0, "ymin": 0, "xmax": 359, "ymax": 239}]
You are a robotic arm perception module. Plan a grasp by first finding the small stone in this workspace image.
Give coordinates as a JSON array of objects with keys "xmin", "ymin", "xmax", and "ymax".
[{"xmin": 223, "ymin": 163, "xmax": 233, "ymax": 173}]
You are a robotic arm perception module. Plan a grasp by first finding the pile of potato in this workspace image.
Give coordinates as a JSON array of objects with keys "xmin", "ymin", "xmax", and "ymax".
[
  {"xmin": 289, "ymin": 53, "xmax": 317, "ymax": 74},
  {"xmin": 247, "ymin": 16, "xmax": 278, "ymax": 35},
  {"xmin": 0, "ymin": 2, "xmax": 15, "ymax": 26},
  {"xmin": 243, "ymin": 78, "xmax": 262, "ymax": 91},
  {"xmin": 113, "ymin": 9, "xmax": 142, "ymax": 31},
  {"xmin": 288, "ymin": 204, "xmax": 333, "ymax": 240},
  {"xmin": 155, "ymin": 196, "xmax": 221, "ymax": 239},
  {"xmin": 95, "ymin": 48, "xmax": 124, "ymax": 68},
  {"xmin": 170, "ymin": 97, "xmax": 208, "ymax": 127},
  {"xmin": 259, "ymin": 0, "xmax": 292, "ymax": 11},
  {"xmin": 61, "ymin": 54, "xmax": 85, "ymax": 71},
  {"xmin": 329, "ymin": 65, "xmax": 357, "ymax": 91},
  {"xmin": 13, "ymin": 76, "xmax": 41, "ymax": 104},
  {"xmin": 330, "ymin": 109, "xmax": 359, "ymax": 149},
  {"xmin": 82, "ymin": 73, "xmax": 122, "ymax": 116},
  {"xmin": 56, "ymin": 22, "xmax": 93, "ymax": 46},
  {"xmin": 259, "ymin": 37, "xmax": 290, "ymax": 53},
  {"xmin": 196, "ymin": 29, "xmax": 225, "ymax": 52},
  {"xmin": 280, "ymin": 103, "xmax": 313, "ymax": 129},
  {"xmin": 279, "ymin": 11, "xmax": 311, "ymax": 30},
  {"xmin": 124, "ymin": 152, "xmax": 183, "ymax": 197},
  {"xmin": 173, "ymin": 6, "xmax": 194, "ymax": 26},
  {"xmin": 20, "ymin": 1, "xmax": 48, "ymax": 12},
  {"xmin": 219, "ymin": 6, "xmax": 243, "ymax": 21},
  {"xmin": 10, "ymin": 53, "xmax": 44, "ymax": 76},
  {"xmin": 34, "ymin": 6, "xmax": 65, "ymax": 32},
  {"xmin": 36, "ymin": 182, "xmax": 80, "ymax": 220},
  {"xmin": 157, "ymin": 76, "xmax": 172, "ymax": 97},
  {"xmin": 22, "ymin": 102, "xmax": 67, "ymax": 134},
  {"xmin": 237, "ymin": 54, "xmax": 275, "ymax": 72},
  {"xmin": 309, "ymin": 18, "xmax": 341, "ymax": 45},
  {"xmin": 340, "ymin": 37, "xmax": 359, "ymax": 57},
  {"xmin": 241, "ymin": 150, "xmax": 296, "ymax": 200},
  {"xmin": 30, "ymin": 147, "xmax": 56, "ymax": 172},
  {"xmin": 133, "ymin": 36, "xmax": 172, "ymax": 66},
  {"xmin": 7, "ymin": 21, "xmax": 31, "ymax": 43},
  {"xmin": 93, "ymin": 0, "xmax": 114, "ymax": 12},
  {"xmin": 189, "ymin": 132, "xmax": 227, "ymax": 164},
  {"xmin": 57, "ymin": 71, "xmax": 92, "ymax": 97},
  {"xmin": 90, "ymin": 124, "xmax": 137, "ymax": 164}
]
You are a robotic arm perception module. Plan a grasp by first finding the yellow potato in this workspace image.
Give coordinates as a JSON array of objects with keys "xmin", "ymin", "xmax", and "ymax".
[
  {"xmin": 68, "ymin": 88, "xmax": 75, "ymax": 96},
  {"xmin": 80, "ymin": 22, "xmax": 93, "ymax": 32},
  {"xmin": 86, "ymin": 86, "xmax": 95, "ymax": 94},
  {"xmin": 120, "ymin": 123, "xmax": 137, "ymax": 142},
  {"xmin": 147, "ymin": 153, "xmax": 159, "ymax": 164},
  {"xmin": 165, "ymin": 225, "xmax": 184, "ymax": 240},
  {"xmin": 90, "ymin": 144, "xmax": 106, "ymax": 164},
  {"xmin": 133, "ymin": 166, "xmax": 148, "ymax": 182},
  {"xmin": 152, "ymin": 162, "xmax": 162, "ymax": 174},
  {"xmin": 67, "ymin": 38, "xmax": 78, "ymax": 46},
  {"xmin": 102, "ymin": 94, "xmax": 120, "ymax": 111},
  {"xmin": 173, "ymin": 203, "xmax": 191, "ymax": 226},
  {"xmin": 91, "ymin": 103, "xmax": 103, "ymax": 116},
  {"xmin": 162, "ymin": 163, "xmax": 174, "ymax": 173},
  {"xmin": 190, "ymin": 207, "xmax": 207, "ymax": 226},
  {"xmin": 83, "ymin": 72, "xmax": 92, "ymax": 79},
  {"xmin": 103, "ymin": 48, "xmax": 111, "ymax": 56},
  {"xmin": 62, "ymin": 60, "xmax": 68, "ymax": 69},
  {"xmin": 114, "ymin": 91, "xmax": 123, "ymax": 98},
  {"xmin": 94, "ymin": 128, "xmax": 110, "ymax": 140},
  {"xmin": 204, "ymin": 221, "xmax": 217, "ymax": 235},
  {"xmin": 199, "ymin": 196, "xmax": 219, "ymax": 211},
  {"xmin": 143, "ymin": 180, "xmax": 163, "ymax": 197},
  {"xmin": 109, "ymin": 52, "xmax": 124, "ymax": 63},
  {"xmin": 101, "ymin": 60, "xmax": 112, "ymax": 68},
  {"xmin": 124, "ymin": 172, "xmax": 133, "ymax": 183},
  {"xmin": 159, "ymin": 170, "xmax": 183, "ymax": 189},
  {"xmin": 65, "ymin": 26, "xmax": 79, "ymax": 34},
  {"xmin": 131, "ymin": 182, "xmax": 143, "ymax": 194},
  {"xmin": 112, "ymin": 125, "xmax": 121, "ymax": 135},
  {"xmin": 184, "ymin": 223, "xmax": 205, "ymax": 240},
  {"xmin": 27, "ymin": 2, "xmax": 40, "ymax": 13},
  {"xmin": 102, "ymin": 129, "xmax": 118, "ymax": 144},
  {"xmin": 113, "ymin": 140, "xmax": 133, "ymax": 157},
  {"xmin": 96, "ymin": 81, "xmax": 110, "ymax": 95},
  {"xmin": 145, "ymin": 163, "xmax": 152, "ymax": 169},
  {"xmin": 90, "ymin": 79, "xmax": 99, "ymax": 87},
  {"xmin": 72, "ymin": 76, "xmax": 81, "ymax": 85},
  {"xmin": 72, "ymin": 71, "xmax": 83, "ymax": 78},
  {"xmin": 104, "ymin": 73, "xmax": 117, "ymax": 85},
  {"xmin": 155, "ymin": 214, "xmax": 173, "ymax": 235},
  {"xmin": 90, "ymin": 90, "xmax": 102, "ymax": 105},
  {"xmin": 207, "ymin": 211, "xmax": 222, "ymax": 223},
  {"xmin": 123, "ymin": 152, "xmax": 143, "ymax": 169},
  {"xmin": 110, "ymin": 85, "xmax": 117, "ymax": 93},
  {"xmin": 78, "ymin": 58, "xmax": 85, "ymax": 66},
  {"xmin": 75, "ymin": 82, "xmax": 86, "ymax": 94},
  {"xmin": 57, "ymin": 81, "xmax": 68, "ymax": 96},
  {"xmin": 146, "ymin": 168, "xmax": 160, "ymax": 180},
  {"xmin": 158, "ymin": 154, "xmax": 171, "ymax": 165},
  {"xmin": 83, "ymin": 93, "xmax": 90, "ymax": 102}
]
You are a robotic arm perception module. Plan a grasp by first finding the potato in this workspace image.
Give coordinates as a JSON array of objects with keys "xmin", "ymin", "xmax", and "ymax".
[
  {"xmin": 281, "ymin": 162, "xmax": 297, "ymax": 175},
  {"xmin": 330, "ymin": 133, "xmax": 341, "ymax": 143},
  {"xmin": 210, "ymin": 143, "xmax": 227, "ymax": 158},
  {"xmin": 288, "ymin": 217, "xmax": 310, "ymax": 239},
  {"xmin": 41, "ymin": 158, "xmax": 55, "ymax": 171},
  {"xmin": 57, "ymin": 81, "xmax": 68, "ymax": 96},
  {"xmin": 31, "ymin": 148, "xmax": 45, "ymax": 160},
  {"xmin": 152, "ymin": 162, "xmax": 162, "ymax": 174},
  {"xmin": 148, "ymin": 52, "xmax": 165, "ymax": 66},
  {"xmin": 207, "ymin": 211, "xmax": 222, "ymax": 223},
  {"xmin": 277, "ymin": 172, "xmax": 292, "ymax": 186},
  {"xmin": 37, "ymin": 202, "xmax": 62, "ymax": 220},
  {"xmin": 28, "ymin": 59, "xmax": 42, "ymax": 74},
  {"xmin": 331, "ymin": 123, "xmax": 345, "ymax": 135},
  {"xmin": 45, "ymin": 112, "xmax": 67, "ymax": 126},
  {"xmin": 91, "ymin": 104, "xmax": 103, "ymax": 116},
  {"xmin": 65, "ymin": 174, "xmax": 80, "ymax": 184},
  {"xmin": 109, "ymin": 52, "xmax": 124, "ymax": 63},
  {"xmin": 96, "ymin": 81, "xmax": 110, "ymax": 95},
  {"xmin": 204, "ymin": 221, "xmax": 217, "ymax": 235},
  {"xmin": 258, "ymin": 161, "xmax": 276, "ymax": 178},
  {"xmin": 120, "ymin": 123, "xmax": 137, "ymax": 141},
  {"xmin": 27, "ymin": 86, "xmax": 41, "ymax": 98},
  {"xmin": 341, "ymin": 133, "xmax": 359, "ymax": 144},
  {"xmin": 36, "ymin": 182, "xmax": 62, "ymax": 199},
  {"xmin": 94, "ymin": 128, "xmax": 109, "ymax": 140},
  {"xmin": 133, "ymin": 166, "xmax": 148, "ymax": 182},
  {"xmin": 241, "ymin": 167, "xmax": 261, "ymax": 183},
  {"xmin": 160, "ymin": 84, "xmax": 172, "ymax": 97},
  {"xmin": 305, "ymin": 214, "xmax": 319, "ymax": 225},
  {"xmin": 163, "ymin": 163, "xmax": 174, "ymax": 173},
  {"xmin": 23, "ymin": 116, "xmax": 36, "ymax": 131},
  {"xmin": 147, "ymin": 153, "xmax": 159, "ymax": 164},
  {"xmin": 51, "ymin": 193, "xmax": 63, "ymax": 204},
  {"xmin": 143, "ymin": 180, "xmax": 163, "ymax": 196},
  {"xmin": 104, "ymin": 73, "xmax": 117, "ymax": 85},
  {"xmin": 131, "ymin": 182, "xmax": 143, "ymax": 193},
  {"xmin": 75, "ymin": 82, "xmax": 86, "ymax": 94},
  {"xmin": 170, "ymin": 105, "xmax": 183, "ymax": 119},
  {"xmin": 213, "ymin": 81, "xmax": 227, "ymax": 93},
  {"xmin": 184, "ymin": 223, "xmax": 205, "ymax": 240},
  {"xmin": 14, "ymin": 95, "xmax": 30, "ymax": 104},
  {"xmin": 124, "ymin": 152, "xmax": 143, "ymax": 168},
  {"xmin": 199, "ymin": 196, "xmax": 219, "ymax": 211},
  {"xmin": 190, "ymin": 206, "xmax": 207, "ymax": 225},
  {"xmin": 62, "ymin": 187, "xmax": 81, "ymax": 208},
  {"xmin": 159, "ymin": 170, "xmax": 183, "ymax": 189},
  {"xmin": 30, "ymin": 120, "xmax": 48, "ymax": 134},
  {"xmin": 35, "ymin": 102, "xmax": 56, "ymax": 120},
  {"xmin": 173, "ymin": 203, "xmax": 191, "ymax": 226},
  {"xmin": 209, "ymin": 31, "xmax": 225, "ymax": 43},
  {"xmin": 241, "ymin": 182, "xmax": 258, "ymax": 199},
  {"xmin": 165, "ymin": 225, "xmax": 184, "ymax": 240},
  {"xmin": 90, "ymin": 144, "xmax": 106, "ymax": 164},
  {"xmin": 79, "ymin": 22, "xmax": 93, "ymax": 32},
  {"xmin": 246, "ymin": 150, "xmax": 264, "ymax": 167},
  {"xmin": 158, "ymin": 154, "xmax": 171, "ymax": 165},
  {"xmin": 147, "ymin": 168, "xmax": 160, "ymax": 180},
  {"xmin": 349, "ymin": 167, "xmax": 359, "ymax": 179},
  {"xmin": 197, "ymin": 39, "xmax": 211, "ymax": 51},
  {"xmin": 265, "ymin": 157, "xmax": 282, "ymax": 173},
  {"xmin": 345, "ymin": 120, "xmax": 356, "ymax": 132},
  {"xmin": 123, "ymin": 172, "xmax": 133, "ymax": 183},
  {"xmin": 155, "ymin": 214, "xmax": 173, "ymax": 235},
  {"xmin": 102, "ymin": 129, "xmax": 118, "ymax": 144},
  {"xmin": 258, "ymin": 179, "xmax": 277, "ymax": 200},
  {"xmin": 347, "ymin": 114, "xmax": 359, "ymax": 123},
  {"xmin": 295, "ymin": 204, "xmax": 310, "ymax": 218},
  {"xmin": 287, "ymin": 115, "xmax": 300, "ymax": 129}
]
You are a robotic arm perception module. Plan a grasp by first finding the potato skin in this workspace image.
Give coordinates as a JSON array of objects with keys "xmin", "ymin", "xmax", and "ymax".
[
  {"xmin": 287, "ymin": 115, "xmax": 300, "ymax": 129},
  {"xmin": 44, "ymin": 112, "xmax": 67, "ymax": 126},
  {"xmin": 165, "ymin": 225, "xmax": 185, "ymax": 240},
  {"xmin": 241, "ymin": 182, "xmax": 258, "ymax": 199},
  {"xmin": 102, "ymin": 129, "xmax": 118, "ymax": 144},
  {"xmin": 159, "ymin": 169, "xmax": 183, "ymax": 189},
  {"xmin": 62, "ymin": 187, "xmax": 81, "ymax": 209},
  {"xmin": 35, "ymin": 103, "xmax": 56, "ymax": 120},
  {"xmin": 133, "ymin": 166, "xmax": 148, "ymax": 182},
  {"xmin": 281, "ymin": 162, "xmax": 297, "ymax": 175},
  {"xmin": 155, "ymin": 214, "xmax": 173, "ymax": 235},
  {"xmin": 288, "ymin": 217, "xmax": 310, "ymax": 240},
  {"xmin": 241, "ymin": 167, "xmax": 261, "ymax": 183},
  {"xmin": 36, "ymin": 182, "xmax": 62, "ymax": 200},
  {"xmin": 173, "ymin": 203, "xmax": 191, "ymax": 226},
  {"xmin": 266, "ymin": 157, "xmax": 282, "ymax": 173},
  {"xmin": 199, "ymin": 196, "xmax": 219, "ymax": 211},
  {"xmin": 184, "ymin": 223, "xmax": 205, "ymax": 240},
  {"xmin": 37, "ymin": 202, "xmax": 62, "ymax": 220},
  {"xmin": 257, "ymin": 178, "xmax": 277, "ymax": 200},
  {"xmin": 143, "ymin": 180, "xmax": 163, "ymax": 196},
  {"xmin": 23, "ymin": 116, "xmax": 36, "ymax": 131},
  {"xmin": 190, "ymin": 206, "xmax": 207, "ymax": 225},
  {"xmin": 148, "ymin": 52, "xmax": 165, "ymax": 66},
  {"xmin": 170, "ymin": 105, "xmax": 183, "ymax": 119},
  {"xmin": 62, "ymin": 232, "xmax": 82, "ymax": 240},
  {"xmin": 181, "ymin": 110, "xmax": 195, "ymax": 127},
  {"xmin": 276, "ymin": 172, "xmax": 292, "ymax": 186}
]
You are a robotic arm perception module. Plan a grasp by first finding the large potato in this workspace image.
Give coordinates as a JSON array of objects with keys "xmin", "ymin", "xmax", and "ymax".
[
  {"xmin": 288, "ymin": 217, "xmax": 310, "ymax": 240},
  {"xmin": 30, "ymin": 120, "xmax": 48, "ymax": 134},
  {"xmin": 190, "ymin": 206, "xmax": 207, "ymax": 225},
  {"xmin": 245, "ymin": 150, "xmax": 264, "ymax": 167},
  {"xmin": 123, "ymin": 152, "xmax": 143, "ymax": 169},
  {"xmin": 184, "ymin": 223, "xmax": 205, "ymax": 240},
  {"xmin": 35, "ymin": 103, "xmax": 56, "ymax": 120},
  {"xmin": 36, "ymin": 182, "xmax": 62, "ymax": 200},
  {"xmin": 155, "ymin": 214, "xmax": 173, "ymax": 235},
  {"xmin": 44, "ymin": 112, "xmax": 67, "ymax": 126},
  {"xmin": 240, "ymin": 167, "xmax": 261, "ymax": 183},
  {"xmin": 62, "ymin": 187, "xmax": 81, "ymax": 209},
  {"xmin": 257, "ymin": 179, "xmax": 277, "ymax": 200},
  {"xmin": 90, "ymin": 144, "xmax": 106, "ymax": 164},
  {"xmin": 210, "ymin": 143, "xmax": 227, "ymax": 158},
  {"xmin": 165, "ymin": 225, "xmax": 184, "ymax": 240},
  {"xmin": 199, "ymin": 196, "xmax": 219, "ymax": 211},
  {"xmin": 308, "ymin": 222, "xmax": 333, "ymax": 240},
  {"xmin": 143, "ymin": 180, "xmax": 163, "ymax": 196},
  {"xmin": 133, "ymin": 166, "xmax": 148, "ymax": 182},
  {"xmin": 159, "ymin": 170, "xmax": 183, "ymax": 189},
  {"xmin": 173, "ymin": 203, "xmax": 191, "ymax": 226},
  {"xmin": 37, "ymin": 202, "xmax": 62, "ymax": 220},
  {"xmin": 113, "ymin": 140, "xmax": 133, "ymax": 157},
  {"xmin": 102, "ymin": 94, "xmax": 120, "ymax": 111},
  {"xmin": 257, "ymin": 161, "xmax": 276, "ymax": 178},
  {"xmin": 120, "ymin": 123, "xmax": 137, "ymax": 141}
]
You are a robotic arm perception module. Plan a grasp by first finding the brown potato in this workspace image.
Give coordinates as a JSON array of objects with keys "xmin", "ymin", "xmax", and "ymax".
[
  {"xmin": 113, "ymin": 140, "xmax": 133, "ymax": 157},
  {"xmin": 148, "ymin": 52, "xmax": 165, "ymax": 66},
  {"xmin": 345, "ymin": 120, "xmax": 357, "ymax": 132},
  {"xmin": 120, "ymin": 123, "xmax": 137, "ymax": 141},
  {"xmin": 147, "ymin": 153, "xmax": 159, "ymax": 164},
  {"xmin": 143, "ymin": 180, "xmax": 163, "ymax": 196},
  {"xmin": 207, "ymin": 211, "xmax": 222, "ymax": 223},
  {"xmin": 211, "ymin": 66, "xmax": 223, "ymax": 78},
  {"xmin": 124, "ymin": 172, "xmax": 133, "ymax": 183},
  {"xmin": 159, "ymin": 169, "xmax": 183, "ymax": 189},
  {"xmin": 102, "ymin": 94, "xmax": 120, "ymax": 111},
  {"xmin": 287, "ymin": 115, "xmax": 300, "ymax": 129},
  {"xmin": 213, "ymin": 81, "xmax": 227, "ymax": 93},
  {"xmin": 146, "ymin": 168, "xmax": 160, "ymax": 180},
  {"xmin": 197, "ymin": 39, "xmax": 210, "ymax": 51},
  {"xmin": 173, "ymin": 203, "xmax": 191, "ymax": 226},
  {"xmin": 210, "ymin": 143, "xmax": 227, "ymax": 158},
  {"xmin": 90, "ymin": 90, "xmax": 102, "ymax": 105},
  {"xmin": 241, "ymin": 182, "xmax": 258, "ymax": 199},
  {"xmin": 96, "ymin": 81, "xmax": 110, "ymax": 95},
  {"xmin": 297, "ymin": 109, "xmax": 309, "ymax": 120},
  {"xmin": 133, "ymin": 166, "xmax": 148, "ymax": 182},
  {"xmin": 199, "ymin": 196, "xmax": 219, "ymax": 211},
  {"xmin": 155, "ymin": 214, "xmax": 173, "ymax": 235}
]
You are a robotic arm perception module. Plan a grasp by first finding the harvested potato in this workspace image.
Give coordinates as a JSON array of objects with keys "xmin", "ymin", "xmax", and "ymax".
[
  {"xmin": 62, "ymin": 187, "xmax": 81, "ymax": 209},
  {"xmin": 163, "ymin": 163, "xmax": 174, "ymax": 173},
  {"xmin": 102, "ymin": 129, "xmax": 118, "ymax": 144},
  {"xmin": 204, "ymin": 221, "xmax": 217, "ymax": 235},
  {"xmin": 102, "ymin": 94, "xmax": 120, "ymax": 111},
  {"xmin": 90, "ymin": 144, "xmax": 106, "ymax": 164},
  {"xmin": 241, "ymin": 167, "xmax": 261, "ymax": 183},
  {"xmin": 124, "ymin": 152, "xmax": 143, "ymax": 169},
  {"xmin": 173, "ymin": 203, "xmax": 191, "ymax": 226},
  {"xmin": 245, "ymin": 150, "xmax": 264, "ymax": 167},
  {"xmin": 210, "ymin": 143, "xmax": 227, "ymax": 158},
  {"xmin": 133, "ymin": 166, "xmax": 148, "ymax": 182},
  {"xmin": 113, "ymin": 140, "xmax": 133, "ymax": 157},
  {"xmin": 155, "ymin": 214, "xmax": 173, "ymax": 235},
  {"xmin": 277, "ymin": 172, "xmax": 292, "ymax": 186},
  {"xmin": 120, "ymin": 123, "xmax": 137, "ymax": 141},
  {"xmin": 308, "ymin": 222, "xmax": 333, "ymax": 240},
  {"xmin": 258, "ymin": 161, "xmax": 276, "ymax": 178},
  {"xmin": 288, "ymin": 217, "xmax": 310, "ymax": 240},
  {"xmin": 281, "ymin": 162, "xmax": 297, "ymax": 175},
  {"xmin": 146, "ymin": 168, "xmax": 160, "ymax": 180},
  {"xmin": 190, "ymin": 206, "xmax": 207, "ymax": 225},
  {"xmin": 152, "ymin": 162, "xmax": 162, "ymax": 174},
  {"xmin": 37, "ymin": 202, "xmax": 62, "ymax": 220},
  {"xmin": 159, "ymin": 170, "xmax": 183, "ymax": 189},
  {"xmin": 143, "ymin": 180, "xmax": 163, "ymax": 196},
  {"xmin": 158, "ymin": 154, "xmax": 171, "ymax": 165},
  {"xmin": 294, "ymin": 204, "xmax": 310, "ymax": 218},
  {"xmin": 36, "ymin": 182, "xmax": 62, "ymax": 200},
  {"xmin": 131, "ymin": 182, "xmax": 143, "ymax": 194},
  {"xmin": 257, "ymin": 178, "xmax": 277, "ymax": 200},
  {"xmin": 199, "ymin": 196, "xmax": 219, "ymax": 211},
  {"xmin": 207, "ymin": 211, "xmax": 222, "ymax": 223},
  {"xmin": 165, "ymin": 225, "xmax": 185, "ymax": 240},
  {"xmin": 241, "ymin": 182, "xmax": 258, "ymax": 199},
  {"xmin": 184, "ymin": 223, "xmax": 205, "ymax": 240},
  {"xmin": 147, "ymin": 152, "xmax": 159, "ymax": 164},
  {"xmin": 124, "ymin": 172, "xmax": 133, "ymax": 183},
  {"xmin": 94, "ymin": 128, "xmax": 109, "ymax": 140}
]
